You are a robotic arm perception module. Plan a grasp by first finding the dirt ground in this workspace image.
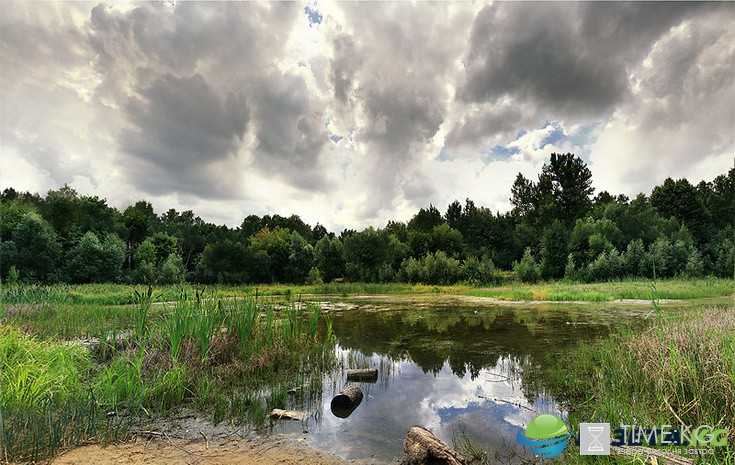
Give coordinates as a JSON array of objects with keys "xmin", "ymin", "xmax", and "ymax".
[
  {"xmin": 48, "ymin": 412, "xmax": 391, "ymax": 465},
  {"xmin": 51, "ymin": 435, "xmax": 377, "ymax": 465}
]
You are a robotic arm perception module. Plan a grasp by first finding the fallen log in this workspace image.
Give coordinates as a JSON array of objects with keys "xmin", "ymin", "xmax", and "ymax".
[
  {"xmin": 346, "ymin": 368, "xmax": 379, "ymax": 382},
  {"xmin": 403, "ymin": 426, "xmax": 466, "ymax": 465},
  {"xmin": 330, "ymin": 384, "xmax": 363, "ymax": 418},
  {"xmin": 268, "ymin": 408, "xmax": 307, "ymax": 421}
]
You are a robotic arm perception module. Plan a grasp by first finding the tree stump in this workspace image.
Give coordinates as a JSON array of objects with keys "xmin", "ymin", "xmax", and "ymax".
[
  {"xmin": 346, "ymin": 368, "xmax": 379, "ymax": 382},
  {"xmin": 330, "ymin": 384, "xmax": 363, "ymax": 418},
  {"xmin": 403, "ymin": 426, "xmax": 466, "ymax": 465}
]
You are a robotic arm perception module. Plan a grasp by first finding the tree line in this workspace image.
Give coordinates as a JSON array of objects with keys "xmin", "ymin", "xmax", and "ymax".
[{"xmin": 1, "ymin": 153, "xmax": 733, "ymax": 285}]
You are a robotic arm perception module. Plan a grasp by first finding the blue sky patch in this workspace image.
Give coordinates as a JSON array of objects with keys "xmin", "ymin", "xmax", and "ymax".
[
  {"xmin": 436, "ymin": 147, "xmax": 455, "ymax": 162},
  {"xmin": 483, "ymin": 144, "xmax": 520, "ymax": 163},
  {"xmin": 541, "ymin": 124, "xmax": 565, "ymax": 147},
  {"xmin": 304, "ymin": 5, "xmax": 323, "ymax": 25}
]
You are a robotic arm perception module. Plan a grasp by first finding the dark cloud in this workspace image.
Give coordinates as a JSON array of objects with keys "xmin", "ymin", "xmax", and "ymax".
[
  {"xmin": 461, "ymin": 3, "xmax": 622, "ymax": 117},
  {"xmin": 330, "ymin": 34, "xmax": 359, "ymax": 105},
  {"xmin": 121, "ymin": 73, "xmax": 249, "ymax": 198},
  {"xmin": 444, "ymin": 101, "xmax": 525, "ymax": 154},
  {"xmin": 252, "ymin": 73, "xmax": 330, "ymax": 190},
  {"xmin": 459, "ymin": 2, "xmax": 715, "ymax": 120}
]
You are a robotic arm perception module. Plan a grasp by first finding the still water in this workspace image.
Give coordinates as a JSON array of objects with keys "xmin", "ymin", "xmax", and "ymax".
[{"xmin": 265, "ymin": 297, "xmax": 652, "ymax": 463}]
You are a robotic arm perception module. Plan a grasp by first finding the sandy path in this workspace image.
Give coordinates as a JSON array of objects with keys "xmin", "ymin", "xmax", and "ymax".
[{"xmin": 51, "ymin": 436, "xmax": 370, "ymax": 465}]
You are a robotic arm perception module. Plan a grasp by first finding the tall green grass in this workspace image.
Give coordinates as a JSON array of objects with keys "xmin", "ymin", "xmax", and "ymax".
[
  {"xmin": 547, "ymin": 304, "xmax": 735, "ymax": 463},
  {"xmin": 0, "ymin": 326, "xmax": 136, "ymax": 462},
  {"xmin": 1, "ymin": 286, "xmax": 338, "ymax": 462}
]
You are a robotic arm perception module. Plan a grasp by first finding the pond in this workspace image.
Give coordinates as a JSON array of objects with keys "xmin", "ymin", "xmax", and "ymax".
[{"xmin": 260, "ymin": 296, "xmax": 655, "ymax": 463}]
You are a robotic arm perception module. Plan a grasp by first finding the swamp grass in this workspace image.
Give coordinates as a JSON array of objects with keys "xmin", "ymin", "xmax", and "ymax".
[
  {"xmin": 546, "ymin": 303, "xmax": 735, "ymax": 463},
  {"xmin": 0, "ymin": 288, "xmax": 338, "ymax": 463},
  {"xmin": 464, "ymin": 277, "xmax": 734, "ymax": 301}
]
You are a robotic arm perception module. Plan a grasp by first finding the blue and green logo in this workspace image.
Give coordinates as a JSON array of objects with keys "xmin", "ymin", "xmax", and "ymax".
[{"xmin": 516, "ymin": 414, "xmax": 572, "ymax": 458}]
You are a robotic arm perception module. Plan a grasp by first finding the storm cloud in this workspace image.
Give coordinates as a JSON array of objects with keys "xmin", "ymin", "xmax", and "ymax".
[{"xmin": 1, "ymin": 1, "xmax": 732, "ymax": 231}]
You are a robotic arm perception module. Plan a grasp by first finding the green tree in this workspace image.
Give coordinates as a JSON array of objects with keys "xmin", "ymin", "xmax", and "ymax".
[
  {"xmin": 196, "ymin": 240, "xmax": 250, "ymax": 283},
  {"xmin": 705, "ymin": 168, "xmax": 734, "ymax": 230},
  {"xmin": 286, "ymin": 232, "xmax": 314, "ymax": 283},
  {"xmin": 159, "ymin": 253, "xmax": 186, "ymax": 284},
  {"xmin": 513, "ymin": 247, "xmax": 540, "ymax": 283},
  {"xmin": 539, "ymin": 220, "xmax": 569, "ymax": 279},
  {"xmin": 651, "ymin": 178, "xmax": 711, "ymax": 245},
  {"xmin": 538, "ymin": 153, "xmax": 594, "ymax": 226},
  {"xmin": 39, "ymin": 185, "xmax": 80, "ymax": 238},
  {"xmin": 314, "ymin": 236, "xmax": 345, "ymax": 282},
  {"xmin": 65, "ymin": 232, "xmax": 125, "ymax": 283},
  {"xmin": 12, "ymin": 214, "xmax": 62, "ymax": 282},
  {"xmin": 250, "ymin": 227, "xmax": 291, "ymax": 282},
  {"xmin": 622, "ymin": 239, "xmax": 646, "ymax": 277},
  {"xmin": 570, "ymin": 218, "xmax": 623, "ymax": 268},
  {"xmin": 343, "ymin": 227, "xmax": 389, "ymax": 282},
  {"xmin": 407, "ymin": 205, "xmax": 444, "ymax": 233},
  {"xmin": 123, "ymin": 201, "xmax": 158, "ymax": 244},
  {"xmin": 603, "ymin": 194, "xmax": 664, "ymax": 247},
  {"xmin": 0, "ymin": 201, "xmax": 34, "ymax": 242}
]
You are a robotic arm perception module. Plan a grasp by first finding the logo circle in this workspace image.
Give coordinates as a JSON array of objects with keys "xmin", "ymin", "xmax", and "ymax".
[{"xmin": 516, "ymin": 414, "xmax": 572, "ymax": 459}]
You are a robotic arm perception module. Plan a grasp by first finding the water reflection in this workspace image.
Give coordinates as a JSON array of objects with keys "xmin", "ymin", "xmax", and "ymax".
[{"xmin": 266, "ymin": 300, "xmax": 649, "ymax": 464}]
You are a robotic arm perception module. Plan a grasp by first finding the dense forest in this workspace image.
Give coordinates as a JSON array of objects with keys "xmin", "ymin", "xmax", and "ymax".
[{"xmin": 1, "ymin": 154, "xmax": 733, "ymax": 285}]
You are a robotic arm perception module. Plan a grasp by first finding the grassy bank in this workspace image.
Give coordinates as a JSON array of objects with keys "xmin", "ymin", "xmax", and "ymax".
[
  {"xmin": 546, "ymin": 303, "xmax": 735, "ymax": 463},
  {"xmin": 464, "ymin": 277, "xmax": 734, "ymax": 301},
  {"xmin": 0, "ymin": 288, "xmax": 337, "ymax": 463},
  {"xmin": 2, "ymin": 278, "xmax": 732, "ymax": 311}
]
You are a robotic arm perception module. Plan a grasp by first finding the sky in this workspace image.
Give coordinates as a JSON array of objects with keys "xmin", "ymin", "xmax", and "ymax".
[{"xmin": 1, "ymin": 1, "xmax": 733, "ymax": 233}]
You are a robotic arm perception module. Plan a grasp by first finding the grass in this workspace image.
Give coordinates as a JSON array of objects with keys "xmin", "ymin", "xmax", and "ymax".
[
  {"xmin": 0, "ymin": 285, "xmax": 338, "ymax": 463},
  {"xmin": 545, "ymin": 303, "xmax": 735, "ymax": 463},
  {"xmin": 464, "ymin": 277, "xmax": 734, "ymax": 301}
]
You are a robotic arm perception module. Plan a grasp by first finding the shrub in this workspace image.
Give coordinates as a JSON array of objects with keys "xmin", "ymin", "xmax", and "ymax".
[
  {"xmin": 513, "ymin": 248, "xmax": 540, "ymax": 283},
  {"xmin": 685, "ymin": 248, "xmax": 705, "ymax": 278},
  {"xmin": 159, "ymin": 253, "xmax": 186, "ymax": 285},
  {"xmin": 306, "ymin": 267, "xmax": 323, "ymax": 285}
]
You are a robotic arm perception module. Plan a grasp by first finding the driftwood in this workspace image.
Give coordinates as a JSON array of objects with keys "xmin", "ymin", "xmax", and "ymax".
[
  {"xmin": 330, "ymin": 384, "xmax": 363, "ymax": 418},
  {"xmin": 346, "ymin": 368, "xmax": 379, "ymax": 382},
  {"xmin": 268, "ymin": 408, "xmax": 307, "ymax": 421},
  {"xmin": 611, "ymin": 445, "xmax": 694, "ymax": 465},
  {"xmin": 403, "ymin": 426, "xmax": 466, "ymax": 465}
]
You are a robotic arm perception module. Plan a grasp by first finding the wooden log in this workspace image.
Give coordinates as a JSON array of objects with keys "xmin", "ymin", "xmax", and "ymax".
[
  {"xmin": 330, "ymin": 384, "xmax": 363, "ymax": 418},
  {"xmin": 346, "ymin": 368, "xmax": 379, "ymax": 382},
  {"xmin": 403, "ymin": 426, "xmax": 466, "ymax": 465},
  {"xmin": 268, "ymin": 408, "xmax": 307, "ymax": 421}
]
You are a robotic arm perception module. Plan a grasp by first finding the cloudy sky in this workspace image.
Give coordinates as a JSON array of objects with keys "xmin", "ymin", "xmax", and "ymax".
[{"xmin": 1, "ymin": 1, "xmax": 733, "ymax": 232}]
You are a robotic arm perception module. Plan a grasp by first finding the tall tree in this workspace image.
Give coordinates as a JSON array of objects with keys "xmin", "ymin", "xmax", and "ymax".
[
  {"xmin": 650, "ymin": 178, "xmax": 711, "ymax": 245},
  {"xmin": 123, "ymin": 201, "xmax": 158, "ymax": 244},
  {"xmin": 39, "ymin": 185, "xmax": 80, "ymax": 238},
  {"xmin": 407, "ymin": 205, "xmax": 444, "ymax": 233},
  {"xmin": 538, "ymin": 153, "xmax": 594, "ymax": 226}
]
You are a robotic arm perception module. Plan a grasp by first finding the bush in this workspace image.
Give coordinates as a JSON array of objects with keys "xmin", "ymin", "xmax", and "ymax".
[
  {"xmin": 622, "ymin": 239, "xmax": 645, "ymax": 277},
  {"xmin": 513, "ymin": 248, "xmax": 540, "ymax": 283},
  {"xmin": 462, "ymin": 256, "xmax": 502, "ymax": 285},
  {"xmin": 397, "ymin": 251, "xmax": 462, "ymax": 285},
  {"xmin": 306, "ymin": 267, "xmax": 323, "ymax": 285},
  {"xmin": 159, "ymin": 253, "xmax": 186, "ymax": 285},
  {"xmin": 563, "ymin": 254, "xmax": 577, "ymax": 281},
  {"xmin": 685, "ymin": 248, "xmax": 705, "ymax": 278}
]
